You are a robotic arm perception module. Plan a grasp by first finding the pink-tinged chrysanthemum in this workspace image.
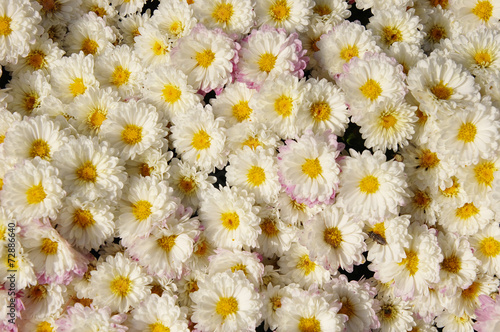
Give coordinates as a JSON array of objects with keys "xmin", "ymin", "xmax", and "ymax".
[
  {"xmin": 55, "ymin": 303, "xmax": 128, "ymax": 332},
  {"xmin": 170, "ymin": 23, "xmax": 238, "ymax": 93},
  {"xmin": 277, "ymin": 130, "xmax": 342, "ymax": 206},
  {"xmin": 20, "ymin": 282, "xmax": 66, "ymax": 320},
  {"xmin": 474, "ymin": 294, "xmax": 500, "ymax": 332}
]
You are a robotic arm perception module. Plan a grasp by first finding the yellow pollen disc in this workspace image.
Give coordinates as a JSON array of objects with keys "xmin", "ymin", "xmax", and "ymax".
[
  {"xmin": 323, "ymin": 226, "xmax": 342, "ymax": 249},
  {"xmin": 301, "ymin": 158, "xmax": 322, "ymax": 179},
  {"xmin": 461, "ymin": 282, "xmax": 480, "ymax": 300},
  {"xmin": 24, "ymin": 92, "xmax": 40, "ymax": 113},
  {"xmin": 139, "ymin": 163, "xmax": 153, "ymax": 177},
  {"xmin": 382, "ymin": 26, "xmax": 403, "ymax": 46},
  {"xmin": 379, "ymin": 113, "xmax": 397, "ymax": 129},
  {"xmin": 430, "ymin": 0, "xmax": 448, "ymax": 9},
  {"xmin": 131, "ymin": 28, "xmax": 140, "ymax": 38},
  {"xmin": 340, "ymin": 44, "xmax": 359, "ymax": 62},
  {"xmin": 311, "ymin": 37, "xmax": 321, "ymax": 52},
  {"xmin": 186, "ymin": 0, "xmax": 194, "ymax": 4},
  {"xmin": 69, "ymin": 78, "xmax": 87, "ymax": 97},
  {"xmin": 162, "ymin": 84, "xmax": 182, "ymax": 104},
  {"xmin": 191, "ymin": 129, "xmax": 211, "ymax": 150},
  {"xmin": 29, "ymin": 284, "xmax": 48, "ymax": 301},
  {"xmin": 194, "ymin": 240, "xmax": 208, "ymax": 256},
  {"xmin": 73, "ymin": 209, "xmax": 96, "ymax": 229},
  {"xmin": 121, "ymin": 124, "xmax": 143, "ymax": 145},
  {"xmin": 419, "ymin": 149, "xmax": 440, "ymax": 169},
  {"xmin": 416, "ymin": 109, "xmax": 428, "ymax": 125},
  {"xmin": 88, "ymin": 109, "xmax": 107, "ymax": 130},
  {"xmin": 40, "ymin": 238, "xmax": 58, "ymax": 255},
  {"xmin": 149, "ymin": 322, "xmax": 170, "ymax": 332},
  {"xmin": 187, "ymin": 280, "xmax": 199, "ymax": 293},
  {"xmin": 242, "ymin": 136, "xmax": 261, "ymax": 150},
  {"xmin": 221, "ymin": 211, "xmax": 240, "ymax": 230},
  {"xmin": 76, "ymin": 161, "xmax": 98, "ymax": 183},
  {"xmin": 298, "ymin": 316, "xmax": 321, "ymax": 332},
  {"xmin": 81, "ymin": 38, "xmax": 99, "ymax": 55},
  {"xmin": 178, "ymin": 176, "xmax": 197, "ymax": 194},
  {"xmin": 429, "ymin": 26, "xmax": 446, "ymax": 43},
  {"xmin": 216, "ymin": 296, "xmax": 238, "ymax": 320},
  {"xmin": 474, "ymin": 161, "xmax": 497, "ymax": 187},
  {"xmin": 111, "ymin": 66, "xmax": 131, "ymax": 87},
  {"xmin": 457, "ymin": 122, "xmax": 477, "ymax": 143},
  {"xmin": 474, "ymin": 50, "xmax": 492, "ymax": 67},
  {"xmin": 30, "ymin": 139, "xmax": 51, "ymax": 160},
  {"xmin": 232, "ymin": 100, "xmax": 253, "ymax": 122},
  {"xmin": 441, "ymin": 177, "xmax": 460, "ymax": 197},
  {"xmin": 90, "ymin": 5, "xmax": 106, "ymax": 17},
  {"xmin": 38, "ymin": 0, "xmax": 61, "ymax": 13},
  {"xmin": 269, "ymin": 0, "xmax": 291, "ymax": 22},
  {"xmin": 0, "ymin": 135, "xmax": 4, "ymax": 144},
  {"xmin": 413, "ymin": 190, "xmax": 431, "ymax": 209},
  {"xmin": 274, "ymin": 95, "xmax": 294, "ymax": 117},
  {"xmin": 455, "ymin": 202, "xmax": 479, "ymax": 220},
  {"xmin": 372, "ymin": 222, "xmax": 386, "ymax": 239},
  {"xmin": 110, "ymin": 275, "xmax": 132, "ymax": 297},
  {"xmin": 441, "ymin": 255, "xmax": 462, "ymax": 274},
  {"xmin": 359, "ymin": 175, "xmax": 380, "ymax": 194},
  {"xmin": 247, "ymin": 165, "xmax": 266, "ymax": 186},
  {"xmin": 430, "ymin": 81, "xmax": 453, "ymax": 100},
  {"xmin": 26, "ymin": 183, "xmax": 47, "ymax": 205},
  {"xmin": 260, "ymin": 218, "xmax": 279, "ymax": 237},
  {"xmin": 339, "ymin": 299, "xmax": 355, "ymax": 318},
  {"xmin": 399, "ymin": 250, "xmax": 419, "ymax": 276},
  {"xmin": 0, "ymin": 16, "xmax": 12, "ymax": 36},
  {"xmin": 157, "ymin": 235, "xmax": 178, "ymax": 253},
  {"xmin": 380, "ymin": 304, "xmax": 397, "ymax": 321},
  {"xmin": 472, "ymin": 0, "xmax": 493, "ymax": 22},
  {"xmin": 27, "ymin": 50, "xmax": 46, "ymax": 70},
  {"xmin": 169, "ymin": 21, "xmax": 183, "ymax": 36},
  {"xmin": 132, "ymin": 200, "xmax": 153, "ymax": 221},
  {"xmin": 310, "ymin": 101, "xmax": 331, "ymax": 122},
  {"xmin": 230, "ymin": 263, "xmax": 247, "ymax": 274},
  {"xmin": 479, "ymin": 237, "xmax": 500, "ymax": 257},
  {"xmin": 212, "ymin": 2, "xmax": 234, "ymax": 24},
  {"xmin": 195, "ymin": 49, "xmax": 216, "ymax": 68},
  {"xmin": 270, "ymin": 296, "xmax": 282, "ymax": 311},
  {"xmin": 36, "ymin": 321, "xmax": 54, "ymax": 332},
  {"xmin": 296, "ymin": 254, "xmax": 316, "ymax": 276},
  {"xmin": 360, "ymin": 79, "xmax": 382, "ymax": 101},
  {"xmin": 152, "ymin": 41, "xmax": 167, "ymax": 56},
  {"xmin": 291, "ymin": 199, "xmax": 306, "ymax": 212},
  {"xmin": 313, "ymin": 4, "xmax": 332, "ymax": 16}
]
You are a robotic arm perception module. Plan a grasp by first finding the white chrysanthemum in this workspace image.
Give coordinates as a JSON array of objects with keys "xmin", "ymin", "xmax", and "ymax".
[
  {"xmin": 0, "ymin": 239, "xmax": 37, "ymax": 291},
  {"xmin": 0, "ymin": 109, "xmax": 21, "ymax": 145},
  {"xmin": 354, "ymin": 99, "xmax": 417, "ymax": 152},
  {"xmin": 261, "ymin": 284, "xmax": 299, "ymax": 331},
  {"xmin": 336, "ymin": 52, "xmax": 406, "ymax": 114},
  {"xmin": 36, "ymin": 0, "xmax": 82, "ymax": 24},
  {"xmin": 401, "ymin": 185, "xmax": 440, "ymax": 224},
  {"xmin": 1, "ymin": 158, "xmax": 64, "ymax": 221},
  {"xmin": 150, "ymin": 0, "xmax": 196, "ymax": 40},
  {"xmin": 451, "ymin": 0, "xmax": 500, "ymax": 31},
  {"xmin": 470, "ymin": 223, "xmax": 500, "ymax": 276},
  {"xmin": 278, "ymin": 130, "xmax": 342, "ymax": 206},
  {"xmin": 186, "ymin": 234, "xmax": 216, "ymax": 273},
  {"xmin": 55, "ymin": 303, "xmax": 128, "ymax": 332},
  {"xmin": 176, "ymin": 269, "xmax": 206, "ymax": 308},
  {"xmin": 446, "ymin": 273, "xmax": 498, "ymax": 317},
  {"xmin": 170, "ymin": 104, "xmax": 227, "ymax": 172},
  {"xmin": 94, "ymin": 45, "xmax": 144, "ymax": 99},
  {"xmin": 130, "ymin": 293, "xmax": 189, "ymax": 332},
  {"xmin": 7, "ymin": 70, "xmax": 52, "ymax": 116},
  {"xmin": 314, "ymin": 20, "xmax": 381, "ymax": 78},
  {"xmin": 386, "ymin": 42, "xmax": 426, "ymax": 76},
  {"xmin": 171, "ymin": 24, "xmax": 237, "ymax": 93},
  {"xmin": 89, "ymin": 252, "xmax": 152, "ymax": 313},
  {"xmin": 134, "ymin": 23, "xmax": 172, "ymax": 68},
  {"xmin": 435, "ymin": 175, "xmax": 469, "ymax": 208},
  {"xmin": 117, "ymin": 176, "xmax": 178, "ymax": 242},
  {"xmin": 310, "ymin": 0, "xmax": 351, "ymax": 25},
  {"xmin": 255, "ymin": 0, "xmax": 314, "ymax": 33},
  {"xmin": 276, "ymin": 191, "xmax": 319, "ymax": 226},
  {"xmin": 370, "ymin": 223, "xmax": 443, "ymax": 299},
  {"xmin": 256, "ymin": 206, "xmax": 297, "ymax": 258},
  {"xmin": 20, "ymin": 282, "xmax": 66, "ymax": 320},
  {"xmin": 113, "ymin": 0, "xmax": 146, "ymax": 16},
  {"xmin": 459, "ymin": 156, "xmax": 499, "ymax": 201},
  {"xmin": 64, "ymin": 12, "xmax": 115, "ymax": 57},
  {"xmin": 211, "ymin": 82, "xmax": 257, "ymax": 127},
  {"xmin": 199, "ymin": 186, "xmax": 260, "ymax": 250},
  {"xmin": 439, "ymin": 198, "xmax": 494, "ymax": 237},
  {"xmin": 476, "ymin": 68, "xmax": 500, "ymax": 109},
  {"xmin": 435, "ymin": 311, "xmax": 474, "ymax": 332},
  {"xmin": 81, "ymin": 0, "xmax": 118, "ymax": 25},
  {"xmin": 208, "ymin": 248, "xmax": 265, "ymax": 287},
  {"xmin": 118, "ymin": 10, "xmax": 151, "ymax": 46},
  {"xmin": 303, "ymin": 205, "xmax": 366, "ymax": 273},
  {"xmin": 410, "ymin": 100, "xmax": 441, "ymax": 146},
  {"xmin": 375, "ymin": 295, "xmax": 416, "ymax": 332},
  {"xmin": 49, "ymin": 52, "xmax": 99, "ymax": 104},
  {"xmin": 0, "ymin": 0, "xmax": 42, "ymax": 65},
  {"xmin": 337, "ymin": 149, "xmax": 409, "ymax": 220},
  {"xmin": 407, "ymin": 56, "xmax": 480, "ymax": 116},
  {"xmin": 421, "ymin": 7, "xmax": 462, "ymax": 53},
  {"xmin": 409, "ymin": 287, "xmax": 445, "ymax": 325},
  {"xmin": 17, "ymin": 316, "xmax": 59, "ymax": 332},
  {"xmin": 56, "ymin": 196, "xmax": 115, "ymax": 251},
  {"xmin": 365, "ymin": 215, "xmax": 411, "ymax": 265},
  {"xmin": 99, "ymin": 99, "xmax": 166, "ymax": 160},
  {"xmin": 299, "ymin": 20, "xmax": 334, "ymax": 70},
  {"xmin": 125, "ymin": 147, "xmax": 172, "ymax": 180},
  {"xmin": 52, "ymin": 135, "xmax": 127, "ymax": 201},
  {"xmin": 192, "ymin": 0, "xmax": 254, "ymax": 36},
  {"xmin": 191, "ymin": 271, "xmax": 262, "ymax": 332},
  {"xmin": 226, "ymin": 122, "xmax": 280, "ymax": 155},
  {"xmin": 226, "ymin": 147, "xmax": 280, "ymax": 204},
  {"xmin": 297, "ymin": 78, "xmax": 349, "ymax": 136},
  {"xmin": 278, "ymin": 242, "xmax": 330, "ymax": 289}
]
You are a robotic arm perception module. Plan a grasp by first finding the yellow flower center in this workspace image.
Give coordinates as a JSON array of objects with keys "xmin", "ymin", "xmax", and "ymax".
[
  {"xmin": 360, "ymin": 79, "xmax": 382, "ymax": 101},
  {"xmin": 441, "ymin": 177, "xmax": 460, "ymax": 197},
  {"xmin": 111, "ymin": 66, "xmax": 131, "ymax": 87},
  {"xmin": 455, "ymin": 202, "xmax": 479, "ymax": 220},
  {"xmin": 73, "ymin": 209, "xmax": 96, "ymax": 229},
  {"xmin": 380, "ymin": 303, "xmax": 398, "ymax": 321},
  {"xmin": 270, "ymin": 296, "xmax": 282, "ymax": 311},
  {"xmin": 81, "ymin": 38, "xmax": 99, "ymax": 55},
  {"xmin": 41, "ymin": 238, "xmax": 58, "ymax": 255},
  {"xmin": 191, "ymin": 129, "xmax": 211, "ymax": 150},
  {"xmin": 310, "ymin": 101, "xmax": 331, "ymax": 122},
  {"xmin": 30, "ymin": 139, "xmax": 51, "ymax": 160},
  {"xmin": 178, "ymin": 176, "xmax": 197, "ymax": 194},
  {"xmin": 340, "ymin": 45, "xmax": 359, "ymax": 62},
  {"xmin": 24, "ymin": 92, "xmax": 40, "ymax": 113},
  {"xmin": 260, "ymin": 218, "xmax": 279, "ymax": 237},
  {"xmin": 132, "ymin": 200, "xmax": 153, "ymax": 221},
  {"xmin": 162, "ymin": 84, "xmax": 182, "ymax": 104},
  {"xmin": 472, "ymin": 0, "xmax": 493, "ymax": 22},
  {"xmin": 313, "ymin": 4, "xmax": 332, "ymax": 16},
  {"xmin": 0, "ymin": 178, "xmax": 3, "ymax": 191},
  {"xmin": 232, "ymin": 101, "xmax": 253, "ymax": 122},
  {"xmin": 152, "ymin": 41, "xmax": 167, "ymax": 55},
  {"xmin": 479, "ymin": 237, "xmax": 500, "ymax": 257},
  {"xmin": 247, "ymin": 165, "xmax": 266, "ymax": 186},
  {"xmin": 121, "ymin": 124, "xmax": 143, "ymax": 145},
  {"xmin": 195, "ymin": 49, "xmax": 215, "ymax": 68},
  {"xmin": 298, "ymin": 316, "xmax": 321, "ymax": 332},
  {"xmin": 194, "ymin": 239, "xmax": 209, "ymax": 256},
  {"xmin": 110, "ymin": 275, "xmax": 131, "ymax": 297},
  {"xmin": 26, "ymin": 183, "xmax": 47, "ymax": 204},
  {"xmin": 339, "ymin": 299, "xmax": 355, "ymax": 318},
  {"xmin": 216, "ymin": 296, "xmax": 238, "ymax": 320},
  {"xmin": 69, "ymin": 78, "xmax": 87, "ymax": 97},
  {"xmin": 301, "ymin": 158, "xmax": 322, "ymax": 179},
  {"xmin": 461, "ymin": 282, "xmax": 480, "ymax": 300},
  {"xmin": 430, "ymin": 0, "xmax": 448, "ymax": 9},
  {"xmin": 76, "ymin": 160, "xmax": 98, "ymax": 183},
  {"xmin": 419, "ymin": 149, "xmax": 440, "ymax": 169},
  {"xmin": 169, "ymin": 21, "xmax": 183, "ymax": 36},
  {"xmin": 371, "ymin": 222, "xmax": 386, "ymax": 239},
  {"xmin": 311, "ymin": 36, "xmax": 321, "ymax": 52},
  {"xmin": 242, "ymin": 136, "xmax": 261, "ymax": 150},
  {"xmin": 274, "ymin": 95, "xmax": 293, "ymax": 117},
  {"xmin": 413, "ymin": 190, "xmax": 431, "ymax": 209},
  {"xmin": 382, "ymin": 26, "xmax": 403, "ymax": 46},
  {"xmin": 379, "ymin": 113, "xmax": 397, "ymax": 129},
  {"xmin": 399, "ymin": 250, "xmax": 419, "ymax": 276},
  {"xmin": 36, "ymin": 321, "xmax": 54, "ymax": 332},
  {"xmin": 0, "ymin": 135, "xmax": 4, "ymax": 144},
  {"xmin": 157, "ymin": 235, "xmax": 177, "ymax": 252},
  {"xmin": 187, "ymin": 280, "xmax": 199, "ymax": 293},
  {"xmin": 359, "ymin": 175, "xmax": 380, "ymax": 194},
  {"xmin": 29, "ymin": 284, "xmax": 48, "ymax": 301},
  {"xmin": 441, "ymin": 255, "xmax": 462, "ymax": 274},
  {"xmin": 230, "ymin": 263, "xmax": 247, "ymax": 274},
  {"xmin": 416, "ymin": 109, "xmax": 428, "ymax": 125},
  {"xmin": 474, "ymin": 161, "xmax": 497, "ymax": 187},
  {"xmin": 221, "ymin": 211, "xmax": 240, "ymax": 230},
  {"xmin": 0, "ymin": 16, "xmax": 12, "ymax": 36},
  {"xmin": 429, "ymin": 25, "xmax": 446, "ymax": 43},
  {"xmin": 430, "ymin": 81, "xmax": 453, "ymax": 100},
  {"xmin": 90, "ymin": 5, "xmax": 107, "ymax": 17},
  {"xmin": 212, "ymin": 2, "xmax": 233, "ymax": 24},
  {"xmin": 27, "ymin": 50, "xmax": 46, "ymax": 70},
  {"xmin": 297, "ymin": 254, "xmax": 316, "ymax": 275},
  {"xmin": 474, "ymin": 50, "xmax": 492, "ymax": 67},
  {"xmin": 269, "ymin": 0, "xmax": 291, "ymax": 22},
  {"xmin": 139, "ymin": 163, "xmax": 153, "ymax": 177},
  {"xmin": 149, "ymin": 322, "xmax": 170, "ymax": 332},
  {"xmin": 323, "ymin": 226, "xmax": 342, "ymax": 248},
  {"xmin": 457, "ymin": 122, "xmax": 477, "ymax": 143},
  {"xmin": 88, "ymin": 108, "xmax": 107, "ymax": 130}
]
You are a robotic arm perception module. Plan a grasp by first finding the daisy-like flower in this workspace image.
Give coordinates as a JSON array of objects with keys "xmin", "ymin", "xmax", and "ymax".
[
  {"xmin": 94, "ymin": 45, "xmax": 144, "ymax": 99},
  {"xmin": 208, "ymin": 248, "xmax": 265, "ymax": 287},
  {"xmin": 99, "ymin": 99, "xmax": 166, "ymax": 160},
  {"xmin": 191, "ymin": 271, "xmax": 262, "ymax": 332},
  {"xmin": 303, "ymin": 205, "xmax": 366, "ymax": 273},
  {"xmin": 254, "ymin": 0, "xmax": 314, "ymax": 33},
  {"xmin": 150, "ymin": 0, "xmax": 196, "ymax": 40},
  {"xmin": 89, "ymin": 252, "xmax": 152, "ymax": 313},
  {"xmin": 226, "ymin": 147, "xmax": 280, "ymax": 204},
  {"xmin": 1, "ymin": 158, "xmax": 64, "ymax": 221},
  {"xmin": 81, "ymin": 0, "xmax": 118, "ymax": 25},
  {"xmin": 192, "ymin": 0, "xmax": 255, "ymax": 36},
  {"xmin": 226, "ymin": 122, "xmax": 280, "ymax": 155},
  {"xmin": 421, "ymin": 7, "xmax": 462, "ymax": 53},
  {"xmin": 170, "ymin": 23, "xmax": 237, "ymax": 93},
  {"xmin": 130, "ymin": 293, "xmax": 189, "ymax": 331},
  {"xmin": 386, "ymin": 41, "xmax": 426, "ymax": 76},
  {"xmin": 435, "ymin": 311, "xmax": 474, "ymax": 332},
  {"xmin": 170, "ymin": 104, "xmax": 227, "ymax": 172},
  {"xmin": 451, "ymin": 0, "xmax": 500, "ymax": 31},
  {"xmin": 470, "ymin": 223, "xmax": 500, "ymax": 276},
  {"xmin": 56, "ymin": 303, "xmax": 128, "ymax": 332},
  {"xmin": 186, "ymin": 234, "xmax": 216, "ymax": 273},
  {"xmin": 440, "ymin": 198, "xmax": 494, "ymax": 236},
  {"xmin": 310, "ymin": 0, "xmax": 351, "ymax": 25},
  {"xmin": 402, "ymin": 185, "xmax": 441, "ymax": 225},
  {"xmin": 52, "ymin": 135, "xmax": 127, "ymax": 201},
  {"xmin": 198, "ymin": 186, "xmax": 260, "ymax": 250},
  {"xmin": 299, "ymin": 20, "xmax": 334, "ymax": 71},
  {"xmin": 278, "ymin": 130, "xmax": 342, "ymax": 206},
  {"xmin": 337, "ymin": 149, "xmax": 409, "ymax": 220},
  {"xmin": 0, "ymin": 0, "xmax": 42, "ymax": 65},
  {"xmin": 134, "ymin": 23, "xmax": 172, "ymax": 68},
  {"xmin": 7, "ymin": 70, "xmax": 52, "ymax": 116},
  {"xmin": 261, "ymin": 283, "xmax": 299, "ymax": 331},
  {"xmin": 125, "ymin": 147, "xmax": 172, "ymax": 180},
  {"xmin": 64, "ymin": 12, "xmax": 115, "ymax": 57},
  {"xmin": 211, "ymin": 82, "xmax": 257, "ymax": 127},
  {"xmin": 436, "ymin": 175, "xmax": 469, "ymax": 208},
  {"xmin": 375, "ymin": 295, "xmax": 416, "ymax": 332},
  {"xmin": 256, "ymin": 206, "xmax": 297, "ymax": 258},
  {"xmin": 118, "ymin": 10, "xmax": 151, "ymax": 46},
  {"xmin": 276, "ymin": 191, "xmax": 319, "ymax": 226},
  {"xmin": 459, "ymin": 156, "xmax": 499, "ymax": 201},
  {"xmin": 20, "ymin": 282, "xmax": 66, "ymax": 320}
]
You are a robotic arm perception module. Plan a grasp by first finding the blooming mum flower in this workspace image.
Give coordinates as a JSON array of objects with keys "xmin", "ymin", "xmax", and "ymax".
[
  {"xmin": 208, "ymin": 248, "xmax": 265, "ymax": 287},
  {"xmin": 192, "ymin": 0, "xmax": 255, "ymax": 36},
  {"xmin": 470, "ymin": 223, "xmax": 500, "ymax": 276},
  {"xmin": 130, "ymin": 293, "xmax": 190, "ymax": 331},
  {"xmin": 211, "ymin": 81, "xmax": 257, "ymax": 127},
  {"xmin": 375, "ymin": 294, "xmax": 416, "ymax": 332},
  {"xmin": 64, "ymin": 12, "xmax": 115, "ymax": 57},
  {"xmin": 150, "ymin": 0, "xmax": 196, "ymax": 40},
  {"xmin": 439, "ymin": 199, "xmax": 494, "ymax": 236},
  {"xmin": 134, "ymin": 23, "xmax": 172, "ymax": 68},
  {"xmin": 254, "ymin": 0, "xmax": 314, "ymax": 33},
  {"xmin": 451, "ymin": 0, "xmax": 500, "ymax": 31},
  {"xmin": 56, "ymin": 303, "xmax": 128, "ymax": 332}
]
